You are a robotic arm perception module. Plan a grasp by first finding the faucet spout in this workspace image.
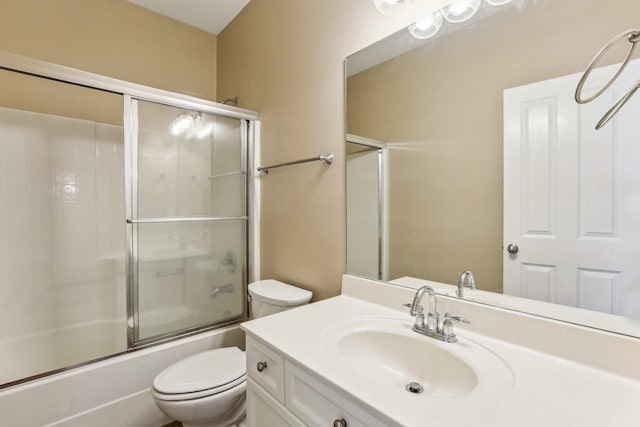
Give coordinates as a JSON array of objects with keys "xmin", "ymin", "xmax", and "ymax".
[
  {"xmin": 457, "ymin": 270, "xmax": 476, "ymax": 298},
  {"xmin": 410, "ymin": 285, "xmax": 436, "ymax": 316},
  {"xmin": 409, "ymin": 285, "xmax": 439, "ymax": 332}
]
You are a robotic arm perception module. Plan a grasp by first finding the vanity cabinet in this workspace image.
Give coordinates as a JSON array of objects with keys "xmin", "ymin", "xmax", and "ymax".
[{"xmin": 246, "ymin": 335, "xmax": 389, "ymax": 427}]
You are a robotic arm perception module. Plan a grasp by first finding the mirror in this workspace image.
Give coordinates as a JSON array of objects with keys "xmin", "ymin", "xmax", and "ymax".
[{"xmin": 346, "ymin": 0, "xmax": 640, "ymax": 336}]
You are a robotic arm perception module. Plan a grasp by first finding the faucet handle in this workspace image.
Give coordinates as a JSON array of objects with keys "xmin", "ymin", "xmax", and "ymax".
[
  {"xmin": 442, "ymin": 313, "xmax": 470, "ymax": 342},
  {"xmin": 404, "ymin": 303, "xmax": 425, "ymax": 328},
  {"xmin": 444, "ymin": 313, "xmax": 470, "ymax": 324}
]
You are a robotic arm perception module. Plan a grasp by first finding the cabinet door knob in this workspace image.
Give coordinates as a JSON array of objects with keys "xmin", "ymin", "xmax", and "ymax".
[
  {"xmin": 256, "ymin": 361, "xmax": 267, "ymax": 372},
  {"xmin": 333, "ymin": 419, "xmax": 347, "ymax": 427}
]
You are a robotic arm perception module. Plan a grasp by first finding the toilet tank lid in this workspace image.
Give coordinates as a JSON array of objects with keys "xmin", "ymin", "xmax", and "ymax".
[
  {"xmin": 153, "ymin": 347, "xmax": 245, "ymax": 394},
  {"xmin": 248, "ymin": 279, "xmax": 313, "ymax": 306}
]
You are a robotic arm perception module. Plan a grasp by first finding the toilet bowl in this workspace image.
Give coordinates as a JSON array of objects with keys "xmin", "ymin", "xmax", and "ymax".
[
  {"xmin": 152, "ymin": 347, "xmax": 246, "ymax": 427},
  {"xmin": 152, "ymin": 280, "xmax": 312, "ymax": 427}
]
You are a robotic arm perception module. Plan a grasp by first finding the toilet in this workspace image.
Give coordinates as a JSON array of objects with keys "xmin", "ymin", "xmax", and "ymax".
[{"xmin": 151, "ymin": 280, "xmax": 313, "ymax": 427}]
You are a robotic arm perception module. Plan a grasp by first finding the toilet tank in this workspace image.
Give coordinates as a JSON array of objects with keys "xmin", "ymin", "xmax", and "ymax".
[{"xmin": 248, "ymin": 280, "xmax": 313, "ymax": 318}]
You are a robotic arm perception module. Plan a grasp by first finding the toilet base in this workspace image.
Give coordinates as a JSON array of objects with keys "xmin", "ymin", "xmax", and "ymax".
[
  {"xmin": 154, "ymin": 380, "xmax": 246, "ymax": 427},
  {"xmin": 182, "ymin": 415, "xmax": 246, "ymax": 427}
]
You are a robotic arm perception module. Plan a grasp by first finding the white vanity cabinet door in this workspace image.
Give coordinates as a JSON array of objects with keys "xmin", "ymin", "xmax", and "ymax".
[
  {"xmin": 246, "ymin": 336, "xmax": 286, "ymax": 403},
  {"xmin": 247, "ymin": 378, "xmax": 306, "ymax": 427},
  {"xmin": 285, "ymin": 360, "xmax": 389, "ymax": 427}
]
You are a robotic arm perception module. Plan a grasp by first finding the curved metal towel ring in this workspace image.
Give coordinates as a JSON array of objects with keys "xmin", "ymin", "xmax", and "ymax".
[
  {"xmin": 575, "ymin": 29, "xmax": 639, "ymax": 104},
  {"xmin": 596, "ymin": 80, "xmax": 640, "ymax": 129}
]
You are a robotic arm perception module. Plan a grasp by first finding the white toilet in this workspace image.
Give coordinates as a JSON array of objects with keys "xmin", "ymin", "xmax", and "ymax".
[{"xmin": 151, "ymin": 280, "xmax": 313, "ymax": 427}]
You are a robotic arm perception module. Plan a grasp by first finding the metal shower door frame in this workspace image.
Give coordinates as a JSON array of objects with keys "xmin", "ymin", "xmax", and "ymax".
[{"xmin": 124, "ymin": 95, "xmax": 254, "ymax": 348}]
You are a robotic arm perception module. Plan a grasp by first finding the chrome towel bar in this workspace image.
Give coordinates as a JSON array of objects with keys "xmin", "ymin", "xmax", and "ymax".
[{"xmin": 257, "ymin": 153, "xmax": 334, "ymax": 174}]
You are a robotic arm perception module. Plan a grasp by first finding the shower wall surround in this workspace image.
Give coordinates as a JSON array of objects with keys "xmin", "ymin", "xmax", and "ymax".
[{"xmin": 0, "ymin": 107, "xmax": 126, "ymax": 385}]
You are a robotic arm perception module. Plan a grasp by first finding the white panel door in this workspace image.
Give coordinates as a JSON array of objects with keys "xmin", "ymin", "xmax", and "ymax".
[{"xmin": 503, "ymin": 60, "xmax": 640, "ymax": 317}]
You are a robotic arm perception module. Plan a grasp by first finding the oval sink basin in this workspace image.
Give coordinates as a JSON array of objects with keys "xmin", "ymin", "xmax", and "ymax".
[
  {"xmin": 322, "ymin": 317, "xmax": 513, "ymax": 399},
  {"xmin": 337, "ymin": 329, "xmax": 477, "ymax": 398}
]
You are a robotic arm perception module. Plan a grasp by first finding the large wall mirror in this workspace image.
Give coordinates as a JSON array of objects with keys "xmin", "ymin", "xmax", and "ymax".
[{"xmin": 346, "ymin": 0, "xmax": 640, "ymax": 337}]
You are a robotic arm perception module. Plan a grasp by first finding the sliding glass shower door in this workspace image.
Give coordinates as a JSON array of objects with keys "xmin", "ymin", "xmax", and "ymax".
[
  {"xmin": 0, "ymin": 56, "xmax": 255, "ymax": 388},
  {"xmin": 127, "ymin": 99, "xmax": 247, "ymax": 344}
]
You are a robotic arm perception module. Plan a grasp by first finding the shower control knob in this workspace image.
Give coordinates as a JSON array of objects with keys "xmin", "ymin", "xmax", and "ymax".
[
  {"xmin": 333, "ymin": 419, "xmax": 347, "ymax": 427},
  {"xmin": 507, "ymin": 244, "xmax": 519, "ymax": 254},
  {"xmin": 257, "ymin": 361, "xmax": 267, "ymax": 372}
]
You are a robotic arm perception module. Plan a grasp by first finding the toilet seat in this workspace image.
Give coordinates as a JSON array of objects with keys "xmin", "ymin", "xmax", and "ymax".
[{"xmin": 153, "ymin": 347, "xmax": 246, "ymax": 401}]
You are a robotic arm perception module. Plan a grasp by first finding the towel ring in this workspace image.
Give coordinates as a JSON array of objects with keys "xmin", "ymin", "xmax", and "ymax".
[
  {"xmin": 596, "ymin": 80, "xmax": 640, "ymax": 130},
  {"xmin": 575, "ymin": 29, "xmax": 640, "ymax": 104}
]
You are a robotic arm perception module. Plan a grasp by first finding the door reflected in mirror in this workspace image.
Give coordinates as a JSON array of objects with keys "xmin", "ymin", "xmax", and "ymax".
[{"xmin": 345, "ymin": 0, "xmax": 640, "ymax": 335}]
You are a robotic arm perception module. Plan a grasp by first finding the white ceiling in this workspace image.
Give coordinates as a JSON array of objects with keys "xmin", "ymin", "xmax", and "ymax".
[{"xmin": 127, "ymin": 0, "xmax": 251, "ymax": 35}]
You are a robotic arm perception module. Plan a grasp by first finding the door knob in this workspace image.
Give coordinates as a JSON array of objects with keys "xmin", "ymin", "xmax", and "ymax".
[{"xmin": 506, "ymin": 244, "xmax": 519, "ymax": 254}]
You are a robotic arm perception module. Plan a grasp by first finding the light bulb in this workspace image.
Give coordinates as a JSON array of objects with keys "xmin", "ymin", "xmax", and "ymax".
[
  {"xmin": 373, "ymin": 0, "xmax": 409, "ymax": 14},
  {"xmin": 443, "ymin": 0, "xmax": 481, "ymax": 23},
  {"xmin": 408, "ymin": 11, "xmax": 444, "ymax": 39},
  {"xmin": 196, "ymin": 123, "xmax": 215, "ymax": 140},
  {"xmin": 169, "ymin": 114, "xmax": 194, "ymax": 137}
]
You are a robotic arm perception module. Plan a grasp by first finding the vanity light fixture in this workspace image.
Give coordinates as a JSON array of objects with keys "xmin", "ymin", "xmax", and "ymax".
[
  {"xmin": 169, "ymin": 112, "xmax": 215, "ymax": 139},
  {"xmin": 408, "ymin": 11, "xmax": 444, "ymax": 39},
  {"xmin": 372, "ymin": 0, "xmax": 410, "ymax": 14},
  {"xmin": 442, "ymin": 0, "xmax": 481, "ymax": 23}
]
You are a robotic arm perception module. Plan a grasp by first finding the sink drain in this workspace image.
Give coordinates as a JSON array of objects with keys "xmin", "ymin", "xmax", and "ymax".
[{"xmin": 405, "ymin": 381, "xmax": 424, "ymax": 394}]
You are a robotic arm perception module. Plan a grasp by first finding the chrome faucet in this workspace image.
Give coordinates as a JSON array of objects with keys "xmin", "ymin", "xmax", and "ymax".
[
  {"xmin": 456, "ymin": 270, "xmax": 476, "ymax": 298},
  {"xmin": 405, "ymin": 285, "xmax": 470, "ymax": 343}
]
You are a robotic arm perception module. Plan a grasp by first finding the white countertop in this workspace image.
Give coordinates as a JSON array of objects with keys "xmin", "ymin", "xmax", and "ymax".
[{"xmin": 242, "ymin": 283, "xmax": 640, "ymax": 426}]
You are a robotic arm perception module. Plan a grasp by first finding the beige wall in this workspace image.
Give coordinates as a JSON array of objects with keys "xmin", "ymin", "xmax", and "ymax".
[
  {"xmin": 217, "ymin": 0, "xmax": 450, "ymax": 300},
  {"xmin": 0, "ymin": 0, "xmax": 218, "ymax": 101}
]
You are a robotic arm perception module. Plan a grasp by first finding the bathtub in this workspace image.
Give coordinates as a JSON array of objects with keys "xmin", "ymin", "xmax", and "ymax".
[
  {"xmin": 0, "ymin": 324, "xmax": 245, "ymax": 427},
  {"xmin": 0, "ymin": 320, "xmax": 127, "ymax": 386}
]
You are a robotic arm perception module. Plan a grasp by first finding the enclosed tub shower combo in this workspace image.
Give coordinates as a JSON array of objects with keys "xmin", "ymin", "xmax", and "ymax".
[{"xmin": 0, "ymin": 52, "xmax": 257, "ymax": 388}]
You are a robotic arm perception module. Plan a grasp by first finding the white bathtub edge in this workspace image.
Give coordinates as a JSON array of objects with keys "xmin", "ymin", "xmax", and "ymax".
[{"xmin": 0, "ymin": 324, "xmax": 245, "ymax": 427}]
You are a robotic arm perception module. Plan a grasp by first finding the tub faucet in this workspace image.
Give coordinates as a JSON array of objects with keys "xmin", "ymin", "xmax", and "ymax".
[
  {"xmin": 211, "ymin": 283, "xmax": 234, "ymax": 298},
  {"xmin": 456, "ymin": 270, "xmax": 476, "ymax": 298}
]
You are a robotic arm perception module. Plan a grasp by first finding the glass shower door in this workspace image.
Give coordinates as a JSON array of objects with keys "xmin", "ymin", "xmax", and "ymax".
[
  {"xmin": 0, "ymin": 69, "xmax": 126, "ymax": 385},
  {"xmin": 128, "ymin": 99, "xmax": 247, "ymax": 344}
]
